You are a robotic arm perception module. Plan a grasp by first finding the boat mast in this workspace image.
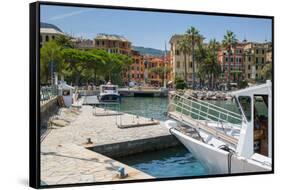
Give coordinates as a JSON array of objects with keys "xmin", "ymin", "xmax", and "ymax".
[{"xmin": 163, "ymin": 41, "xmax": 167, "ymax": 88}]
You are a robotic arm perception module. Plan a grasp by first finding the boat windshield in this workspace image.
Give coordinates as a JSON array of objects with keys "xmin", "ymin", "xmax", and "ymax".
[
  {"xmin": 102, "ymin": 86, "xmax": 117, "ymax": 92},
  {"xmin": 237, "ymin": 96, "xmax": 252, "ymax": 122}
]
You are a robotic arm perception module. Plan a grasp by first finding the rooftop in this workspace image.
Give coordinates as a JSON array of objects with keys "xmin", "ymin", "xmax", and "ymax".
[
  {"xmin": 40, "ymin": 22, "xmax": 65, "ymax": 35},
  {"xmin": 95, "ymin": 33, "xmax": 130, "ymax": 42}
]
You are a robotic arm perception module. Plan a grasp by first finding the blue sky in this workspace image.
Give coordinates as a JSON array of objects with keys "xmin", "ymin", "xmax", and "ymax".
[{"xmin": 41, "ymin": 5, "xmax": 272, "ymax": 50}]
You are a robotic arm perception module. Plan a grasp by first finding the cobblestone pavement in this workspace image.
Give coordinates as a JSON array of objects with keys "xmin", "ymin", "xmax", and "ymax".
[{"xmin": 41, "ymin": 105, "xmax": 172, "ymax": 185}]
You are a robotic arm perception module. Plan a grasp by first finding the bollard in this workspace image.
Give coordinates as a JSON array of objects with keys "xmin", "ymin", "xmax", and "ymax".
[
  {"xmin": 86, "ymin": 138, "xmax": 93, "ymax": 144},
  {"xmin": 117, "ymin": 167, "xmax": 128, "ymax": 178}
]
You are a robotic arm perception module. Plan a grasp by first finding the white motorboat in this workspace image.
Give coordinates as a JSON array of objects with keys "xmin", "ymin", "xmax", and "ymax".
[
  {"xmin": 165, "ymin": 80, "xmax": 272, "ymax": 174},
  {"xmin": 98, "ymin": 82, "xmax": 121, "ymax": 102}
]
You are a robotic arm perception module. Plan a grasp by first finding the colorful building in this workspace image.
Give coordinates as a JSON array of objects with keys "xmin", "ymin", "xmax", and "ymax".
[
  {"xmin": 94, "ymin": 34, "xmax": 131, "ymax": 55},
  {"xmin": 123, "ymin": 50, "xmax": 145, "ymax": 85},
  {"xmin": 218, "ymin": 43, "xmax": 245, "ymax": 82},
  {"xmin": 243, "ymin": 42, "xmax": 272, "ymax": 81},
  {"xmin": 169, "ymin": 34, "xmax": 203, "ymax": 85}
]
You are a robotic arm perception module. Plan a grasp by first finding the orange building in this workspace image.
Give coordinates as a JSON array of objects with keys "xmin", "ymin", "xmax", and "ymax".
[{"xmin": 123, "ymin": 50, "xmax": 145, "ymax": 85}]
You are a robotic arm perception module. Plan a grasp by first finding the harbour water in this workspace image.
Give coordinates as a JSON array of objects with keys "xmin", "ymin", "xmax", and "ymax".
[{"xmin": 118, "ymin": 145, "xmax": 207, "ymax": 178}]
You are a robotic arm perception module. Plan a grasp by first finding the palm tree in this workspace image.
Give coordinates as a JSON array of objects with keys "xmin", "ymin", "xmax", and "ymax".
[
  {"xmin": 186, "ymin": 26, "xmax": 202, "ymax": 89},
  {"xmin": 178, "ymin": 35, "xmax": 191, "ymax": 83},
  {"xmin": 208, "ymin": 39, "xmax": 220, "ymax": 89},
  {"xmin": 222, "ymin": 31, "xmax": 238, "ymax": 87}
]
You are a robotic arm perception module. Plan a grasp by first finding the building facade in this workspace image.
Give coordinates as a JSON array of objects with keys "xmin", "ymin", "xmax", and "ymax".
[
  {"xmin": 243, "ymin": 42, "xmax": 272, "ymax": 81},
  {"xmin": 94, "ymin": 34, "xmax": 132, "ymax": 55},
  {"xmin": 123, "ymin": 50, "xmax": 145, "ymax": 85},
  {"xmin": 218, "ymin": 43, "xmax": 245, "ymax": 83},
  {"xmin": 40, "ymin": 22, "xmax": 65, "ymax": 47},
  {"xmin": 169, "ymin": 34, "xmax": 203, "ymax": 85}
]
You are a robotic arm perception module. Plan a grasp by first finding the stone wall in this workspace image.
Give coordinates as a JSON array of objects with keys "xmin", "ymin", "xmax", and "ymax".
[
  {"xmin": 40, "ymin": 97, "xmax": 59, "ymax": 130},
  {"xmin": 90, "ymin": 134, "xmax": 180, "ymax": 158}
]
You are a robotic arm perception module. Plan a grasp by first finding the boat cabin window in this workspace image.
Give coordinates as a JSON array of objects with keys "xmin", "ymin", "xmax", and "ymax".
[
  {"xmin": 102, "ymin": 86, "xmax": 117, "ymax": 92},
  {"xmin": 253, "ymin": 95, "xmax": 268, "ymax": 156},
  {"xmin": 238, "ymin": 96, "xmax": 251, "ymax": 122}
]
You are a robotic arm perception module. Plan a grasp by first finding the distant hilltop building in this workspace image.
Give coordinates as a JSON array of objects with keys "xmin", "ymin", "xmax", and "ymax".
[
  {"xmin": 94, "ymin": 33, "xmax": 132, "ymax": 55},
  {"xmin": 40, "ymin": 22, "xmax": 65, "ymax": 47}
]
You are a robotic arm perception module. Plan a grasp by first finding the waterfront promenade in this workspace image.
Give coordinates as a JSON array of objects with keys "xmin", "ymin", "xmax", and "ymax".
[{"xmin": 41, "ymin": 105, "xmax": 178, "ymax": 185}]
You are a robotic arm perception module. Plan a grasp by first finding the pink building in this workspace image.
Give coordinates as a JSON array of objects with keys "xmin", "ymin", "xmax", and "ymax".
[{"xmin": 218, "ymin": 43, "xmax": 245, "ymax": 82}]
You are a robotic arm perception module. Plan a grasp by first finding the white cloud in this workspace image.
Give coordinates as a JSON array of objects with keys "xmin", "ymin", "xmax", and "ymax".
[{"xmin": 46, "ymin": 9, "xmax": 92, "ymax": 21}]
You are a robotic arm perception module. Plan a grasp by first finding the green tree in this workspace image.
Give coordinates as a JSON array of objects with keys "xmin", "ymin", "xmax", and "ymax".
[
  {"xmin": 62, "ymin": 48, "xmax": 86, "ymax": 85},
  {"xmin": 261, "ymin": 63, "xmax": 272, "ymax": 80},
  {"xmin": 40, "ymin": 41, "xmax": 63, "ymax": 84},
  {"xmin": 186, "ymin": 26, "xmax": 203, "ymax": 89},
  {"xmin": 55, "ymin": 35, "xmax": 74, "ymax": 48},
  {"xmin": 222, "ymin": 31, "xmax": 238, "ymax": 86}
]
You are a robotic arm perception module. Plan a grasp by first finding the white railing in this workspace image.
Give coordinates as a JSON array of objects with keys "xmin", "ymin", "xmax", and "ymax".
[{"xmin": 168, "ymin": 92, "xmax": 242, "ymax": 126}]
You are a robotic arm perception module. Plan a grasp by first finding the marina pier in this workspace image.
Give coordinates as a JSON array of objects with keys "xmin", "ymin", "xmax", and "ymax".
[{"xmin": 41, "ymin": 103, "xmax": 179, "ymax": 185}]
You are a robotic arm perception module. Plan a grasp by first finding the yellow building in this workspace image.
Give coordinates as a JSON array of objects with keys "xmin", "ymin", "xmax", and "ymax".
[
  {"xmin": 243, "ymin": 42, "xmax": 272, "ymax": 81},
  {"xmin": 169, "ymin": 34, "xmax": 203, "ymax": 85}
]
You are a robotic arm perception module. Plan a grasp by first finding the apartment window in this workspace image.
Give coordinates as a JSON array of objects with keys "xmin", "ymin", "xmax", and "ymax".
[
  {"xmin": 239, "ymin": 58, "xmax": 242, "ymax": 63},
  {"xmin": 256, "ymin": 49, "xmax": 259, "ymax": 54},
  {"xmin": 189, "ymin": 62, "xmax": 192, "ymax": 68},
  {"xmin": 175, "ymin": 50, "xmax": 180, "ymax": 55},
  {"xmin": 131, "ymin": 66, "xmax": 134, "ymax": 70},
  {"xmin": 45, "ymin": 35, "xmax": 49, "ymax": 42},
  {"xmin": 248, "ymin": 65, "xmax": 251, "ymax": 70},
  {"xmin": 225, "ymin": 57, "xmax": 228, "ymax": 62},
  {"xmin": 248, "ymin": 56, "xmax": 251, "ymax": 62},
  {"xmin": 262, "ymin": 49, "xmax": 265, "ymax": 54},
  {"xmin": 102, "ymin": 41, "xmax": 104, "ymax": 45},
  {"xmin": 256, "ymin": 65, "xmax": 258, "ymax": 70},
  {"xmin": 230, "ymin": 57, "xmax": 234, "ymax": 62},
  {"xmin": 256, "ymin": 57, "xmax": 259, "ymax": 64},
  {"xmin": 262, "ymin": 57, "xmax": 264, "ymax": 64},
  {"xmin": 52, "ymin": 36, "xmax": 55, "ymax": 40},
  {"xmin": 96, "ymin": 41, "xmax": 99, "ymax": 46},
  {"xmin": 137, "ymin": 67, "xmax": 139, "ymax": 71},
  {"xmin": 176, "ymin": 61, "xmax": 180, "ymax": 68},
  {"xmin": 248, "ymin": 74, "xmax": 251, "ymax": 78},
  {"xmin": 236, "ymin": 58, "xmax": 239, "ymax": 63}
]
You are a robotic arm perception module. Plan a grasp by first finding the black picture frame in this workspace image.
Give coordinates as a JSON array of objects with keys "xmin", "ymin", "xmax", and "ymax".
[{"xmin": 30, "ymin": 1, "xmax": 274, "ymax": 189}]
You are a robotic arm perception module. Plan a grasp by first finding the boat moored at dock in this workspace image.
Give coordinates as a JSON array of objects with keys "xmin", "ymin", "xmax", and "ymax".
[
  {"xmin": 165, "ymin": 80, "xmax": 272, "ymax": 174},
  {"xmin": 98, "ymin": 82, "xmax": 121, "ymax": 102}
]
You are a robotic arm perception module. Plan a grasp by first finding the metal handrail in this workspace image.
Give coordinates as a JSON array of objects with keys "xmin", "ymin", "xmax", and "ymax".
[
  {"xmin": 169, "ymin": 93, "xmax": 242, "ymax": 125},
  {"xmin": 175, "ymin": 92, "xmax": 241, "ymax": 117},
  {"xmin": 173, "ymin": 93, "xmax": 242, "ymax": 121},
  {"xmin": 170, "ymin": 102, "xmax": 241, "ymax": 126}
]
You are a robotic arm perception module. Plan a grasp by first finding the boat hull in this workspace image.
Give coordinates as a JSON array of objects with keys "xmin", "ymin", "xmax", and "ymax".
[
  {"xmin": 167, "ymin": 123, "xmax": 271, "ymax": 174},
  {"xmin": 98, "ymin": 94, "xmax": 120, "ymax": 102}
]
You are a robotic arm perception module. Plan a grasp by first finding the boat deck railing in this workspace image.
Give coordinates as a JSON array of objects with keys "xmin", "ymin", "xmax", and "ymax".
[{"xmin": 168, "ymin": 92, "xmax": 242, "ymax": 127}]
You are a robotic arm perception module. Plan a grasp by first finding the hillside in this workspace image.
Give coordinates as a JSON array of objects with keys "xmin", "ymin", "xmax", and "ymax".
[{"xmin": 132, "ymin": 46, "xmax": 165, "ymax": 57}]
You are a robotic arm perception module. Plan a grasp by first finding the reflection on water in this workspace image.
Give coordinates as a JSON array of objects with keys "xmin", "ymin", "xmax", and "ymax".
[
  {"xmin": 119, "ymin": 97, "xmax": 240, "ymax": 122},
  {"xmin": 117, "ymin": 146, "xmax": 207, "ymax": 178}
]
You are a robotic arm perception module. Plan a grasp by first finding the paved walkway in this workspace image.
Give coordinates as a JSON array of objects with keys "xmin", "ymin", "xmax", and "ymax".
[{"xmin": 41, "ymin": 105, "xmax": 173, "ymax": 185}]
